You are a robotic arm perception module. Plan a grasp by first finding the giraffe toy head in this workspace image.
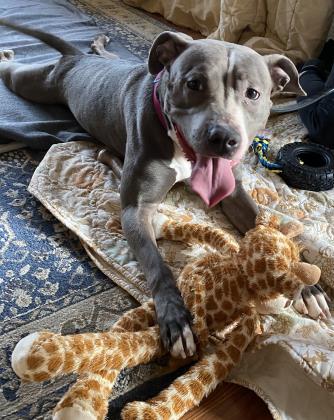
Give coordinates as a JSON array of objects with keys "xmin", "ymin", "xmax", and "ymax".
[
  {"xmin": 11, "ymin": 210, "xmax": 322, "ymax": 420},
  {"xmin": 237, "ymin": 211, "xmax": 321, "ymax": 313}
]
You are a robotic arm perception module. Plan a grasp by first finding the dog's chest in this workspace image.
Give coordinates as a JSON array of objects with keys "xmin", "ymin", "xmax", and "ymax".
[{"xmin": 169, "ymin": 141, "xmax": 192, "ymax": 183}]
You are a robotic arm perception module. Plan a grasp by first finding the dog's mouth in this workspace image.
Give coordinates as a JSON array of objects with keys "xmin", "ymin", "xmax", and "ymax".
[{"xmin": 176, "ymin": 128, "xmax": 237, "ymax": 208}]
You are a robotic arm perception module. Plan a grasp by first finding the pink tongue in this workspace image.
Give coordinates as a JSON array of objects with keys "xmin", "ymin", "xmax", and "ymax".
[{"xmin": 191, "ymin": 155, "xmax": 236, "ymax": 208}]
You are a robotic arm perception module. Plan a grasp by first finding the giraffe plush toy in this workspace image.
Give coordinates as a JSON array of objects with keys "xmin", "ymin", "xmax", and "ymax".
[{"xmin": 11, "ymin": 211, "xmax": 321, "ymax": 420}]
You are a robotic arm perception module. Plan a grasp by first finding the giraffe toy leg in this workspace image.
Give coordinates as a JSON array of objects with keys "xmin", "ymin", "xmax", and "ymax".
[
  {"xmin": 13, "ymin": 326, "xmax": 166, "ymax": 420},
  {"xmin": 51, "ymin": 325, "xmax": 166, "ymax": 420},
  {"xmin": 122, "ymin": 349, "xmax": 226, "ymax": 420},
  {"xmin": 153, "ymin": 217, "xmax": 239, "ymax": 255},
  {"xmin": 53, "ymin": 370, "xmax": 119, "ymax": 420},
  {"xmin": 173, "ymin": 266, "xmax": 210, "ymax": 354},
  {"xmin": 55, "ymin": 302, "xmax": 159, "ymax": 420},
  {"xmin": 111, "ymin": 301, "xmax": 156, "ymax": 332},
  {"xmin": 12, "ymin": 326, "xmax": 164, "ymax": 382},
  {"xmin": 11, "ymin": 302, "xmax": 162, "ymax": 419},
  {"xmin": 122, "ymin": 311, "xmax": 258, "ymax": 420},
  {"xmin": 11, "ymin": 301, "xmax": 157, "ymax": 381}
]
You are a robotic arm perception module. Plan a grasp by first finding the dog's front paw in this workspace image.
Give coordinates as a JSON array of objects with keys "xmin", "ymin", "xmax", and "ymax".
[
  {"xmin": 293, "ymin": 284, "xmax": 331, "ymax": 320},
  {"xmin": 155, "ymin": 289, "xmax": 196, "ymax": 358}
]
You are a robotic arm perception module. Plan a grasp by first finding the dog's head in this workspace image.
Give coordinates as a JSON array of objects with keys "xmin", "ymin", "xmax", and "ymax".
[{"xmin": 149, "ymin": 32, "xmax": 305, "ymax": 162}]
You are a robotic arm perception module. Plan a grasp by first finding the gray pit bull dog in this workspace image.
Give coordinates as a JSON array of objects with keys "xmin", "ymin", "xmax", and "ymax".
[{"xmin": 0, "ymin": 21, "xmax": 330, "ymax": 357}]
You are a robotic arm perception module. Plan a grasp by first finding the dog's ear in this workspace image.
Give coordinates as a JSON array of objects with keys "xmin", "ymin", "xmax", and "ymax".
[
  {"xmin": 148, "ymin": 31, "xmax": 193, "ymax": 75},
  {"xmin": 264, "ymin": 54, "xmax": 306, "ymax": 96}
]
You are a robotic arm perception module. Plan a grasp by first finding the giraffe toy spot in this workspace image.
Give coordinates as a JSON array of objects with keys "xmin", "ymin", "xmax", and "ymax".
[
  {"xmin": 189, "ymin": 380, "xmax": 205, "ymax": 400},
  {"xmin": 171, "ymin": 394, "xmax": 185, "ymax": 414},
  {"xmin": 227, "ymin": 345, "xmax": 241, "ymax": 363},
  {"xmin": 33, "ymin": 370, "xmax": 51, "ymax": 382},
  {"xmin": 47, "ymin": 355, "xmax": 63, "ymax": 373}
]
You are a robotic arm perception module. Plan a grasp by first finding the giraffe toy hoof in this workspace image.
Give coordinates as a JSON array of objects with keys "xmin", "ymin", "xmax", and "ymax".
[
  {"xmin": 11, "ymin": 332, "xmax": 42, "ymax": 378},
  {"xmin": 53, "ymin": 406, "xmax": 97, "ymax": 420}
]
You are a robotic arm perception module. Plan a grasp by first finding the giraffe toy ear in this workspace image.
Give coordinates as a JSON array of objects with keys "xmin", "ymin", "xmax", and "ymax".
[{"xmin": 290, "ymin": 262, "xmax": 321, "ymax": 286}]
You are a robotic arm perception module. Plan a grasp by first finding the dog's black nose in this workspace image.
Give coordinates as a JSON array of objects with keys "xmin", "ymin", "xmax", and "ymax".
[{"xmin": 208, "ymin": 125, "xmax": 240, "ymax": 156}]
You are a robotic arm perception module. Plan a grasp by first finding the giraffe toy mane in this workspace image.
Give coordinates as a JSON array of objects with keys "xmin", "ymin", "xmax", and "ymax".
[{"xmin": 11, "ymin": 210, "xmax": 321, "ymax": 420}]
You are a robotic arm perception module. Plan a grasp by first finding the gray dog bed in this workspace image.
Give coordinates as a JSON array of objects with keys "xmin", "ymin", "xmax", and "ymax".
[{"xmin": 0, "ymin": 0, "xmax": 142, "ymax": 150}]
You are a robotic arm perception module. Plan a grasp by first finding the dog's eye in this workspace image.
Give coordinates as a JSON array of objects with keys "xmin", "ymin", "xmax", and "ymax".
[
  {"xmin": 186, "ymin": 79, "xmax": 202, "ymax": 91},
  {"xmin": 246, "ymin": 88, "xmax": 260, "ymax": 100}
]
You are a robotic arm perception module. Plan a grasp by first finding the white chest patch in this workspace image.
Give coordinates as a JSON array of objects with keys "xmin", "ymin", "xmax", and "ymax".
[{"xmin": 167, "ymin": 129, "xmax": 192, "ymax": 183}]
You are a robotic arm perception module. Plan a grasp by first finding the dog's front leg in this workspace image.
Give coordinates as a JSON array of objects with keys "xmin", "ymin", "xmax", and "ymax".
[
  {"xmin": 220, "ymin": 180, "xmax": 259, "ymax": 234},
  {"xmin": 121, "ymin": 204, "xmax": 194, "ymax": 353},
  {"xmin": 120, "ymin": 162, "xmax": 194, "ymax": 355}
]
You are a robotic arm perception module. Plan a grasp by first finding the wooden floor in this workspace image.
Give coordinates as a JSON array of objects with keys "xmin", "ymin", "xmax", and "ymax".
[{"xmin": 138, "ymin": 9, "xmax": 273, "ymax": 420}]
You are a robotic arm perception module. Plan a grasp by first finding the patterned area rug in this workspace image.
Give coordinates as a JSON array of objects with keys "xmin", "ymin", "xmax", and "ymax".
[{"xmin": 0, "ymin": 1, "xmax": 179, "ymax": 419}]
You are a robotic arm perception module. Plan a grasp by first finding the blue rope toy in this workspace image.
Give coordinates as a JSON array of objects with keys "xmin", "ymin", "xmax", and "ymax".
[{"xmin": 252, "ymin": 135, "xmax": 283, "ymax": 172}]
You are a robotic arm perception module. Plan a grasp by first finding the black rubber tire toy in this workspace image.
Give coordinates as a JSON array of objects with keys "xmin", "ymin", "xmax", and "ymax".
[{"xmin": 276, "ymin": 142, "xmax": 334, "ymax": 191}]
